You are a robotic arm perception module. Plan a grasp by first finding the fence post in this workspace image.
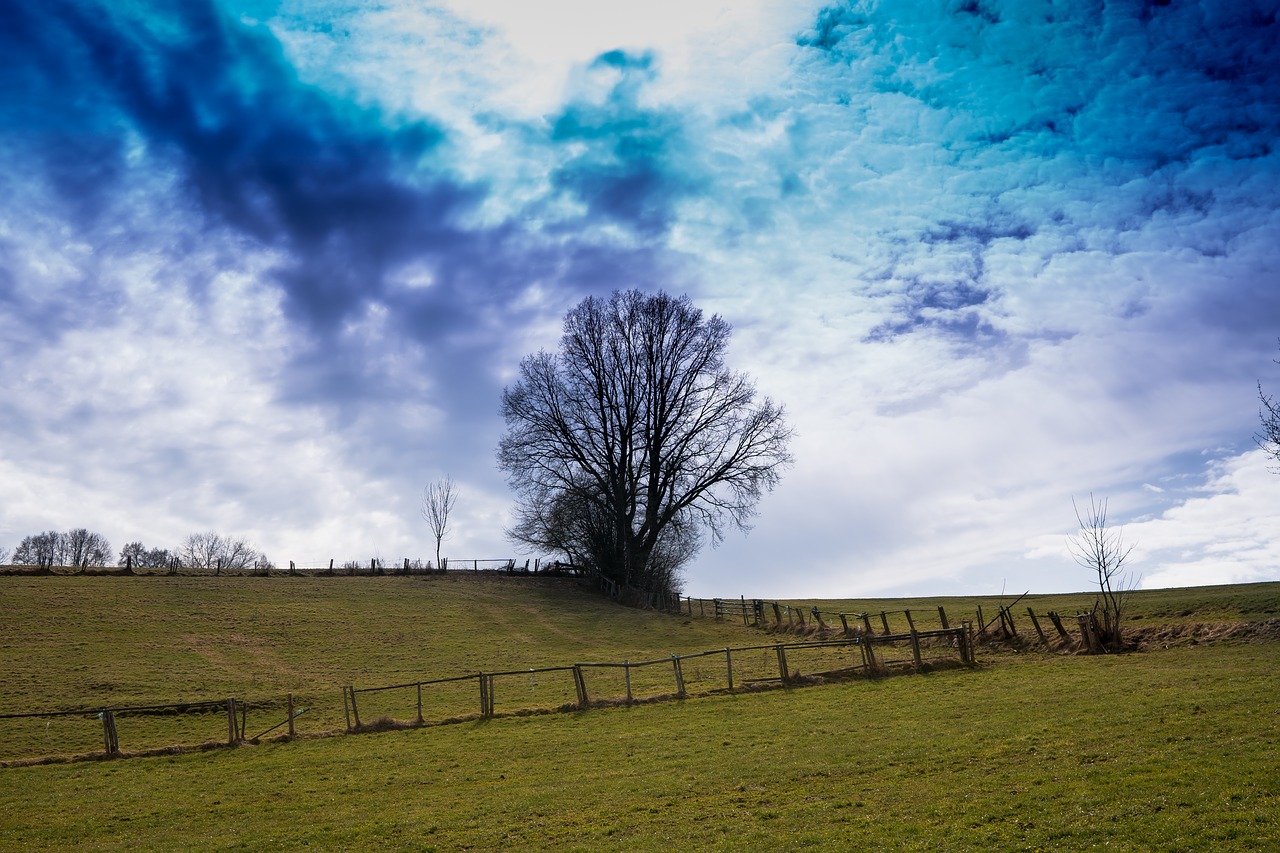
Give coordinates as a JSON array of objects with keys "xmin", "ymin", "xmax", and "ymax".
[
  {"xmin": 938, "ymin": 606, "xmax": 950, "ymax": 629},
  {"xmin": 741, "ymin": 596, "xmax": 749, "ymax": 626},
  {"xmin": 348, "ymin": 687, "xmax": 361, "ymax": 730},
  {"xmin": 343, "ymin": 686, "xmax": 352, "ymax": 731},
  {"xmin": 838, "ymin": 613, "xmax": 850, "ymax": 634},
  {"xmin": 772, "ymin": 602, "xmax": 783, "ymax": 625},
  {"xmin": 101, "ymin": 709, "xmax": 119, "ymax": 756},
  {"xmin": 287, "ymin": 693, "xmax": 296, "ymax": 737},
  {"xmin": 880, "ymin": 611, "xmax": 891, "ymax": 634},
  {"xmin": 1027, "ymin": 608, "xmax": 1047, "ymax": 644},
  {"xmin": 416, "ymin": 683, "xmax": 424, "ymax": 725},
  {"xmin": 861, "ymin": 613, "xmax": 874, "ymax": 635},
  {"xmin": 957, "ymin": 626, "xmax": 973, "ymax": 665},
  {"xmin": 573, "ymin": 665, "xmax": 588, "ymax": 707},
  {"xmin": 812, "ymin": 607, "xmax": 826, "ymax": 631},
  {"xmin": 775, "ymin": 645, "xmax": 790, "ymax": 684},
  {"xmin": 725, "ymin": 648, "xmax": 734, "ymax": 690},
  {"xmin": 909, "ymin": 627, "xmax": 923, "ymax": 671},
  {"xmin": 862, "ymin": 637, "xmax": 881, "ymax": 676},
  {"xmin": 226, "ymin": 698, "xmax": 238, "ymax": 745},
  {"xmin": 671, "ymin": 656, "xmax": 686, "ymax": 697},
  {"xmin": 624, "ymin": 661, "xmax": 632, "ymax": 702}
]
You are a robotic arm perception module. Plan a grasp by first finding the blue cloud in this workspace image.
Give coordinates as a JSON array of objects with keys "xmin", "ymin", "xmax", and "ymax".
[{"xmin": 548, "ymin": 50, "xmax": 703, "ymax": 237}]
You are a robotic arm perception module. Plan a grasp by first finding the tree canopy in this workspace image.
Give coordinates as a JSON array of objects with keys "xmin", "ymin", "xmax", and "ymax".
[{"xmin": 499, "ymin": 290, "xmax": 792, "ymax": 596}]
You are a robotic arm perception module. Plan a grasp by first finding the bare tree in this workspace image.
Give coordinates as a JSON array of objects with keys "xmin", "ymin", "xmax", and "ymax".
[
  {"xmin": 12, "ymin": 529, "xmax": 109, "ymax": 568},
  {"xmin": 422, "ymin": 476, "xmax": 458, "ymax": 570},
  {"xmin": 13, "ymin": 531, "xmax": 61, "ymax": 567},
  {"xmin": 1257, "ymin": 342, "xmax": 1280, "ymax": 467},
  {"xmin": 180, "ymin": 531, "xmax": 261, "ymax": 573},
  {"xmin": 0, "ymin": 544, "xmax": 9, "ymax": 564},
  {"xmin": 118, "ymin": 542, "xmax": 178, "ymax": 569},
  {"xmin": 499, "ymin": 290, "xmax": 793, "ymax": 598},
  {"xmin": 1068, "ymin": 495, "xmax": 1138, "ymax": 651},
  {"xmin": 63, "ymin": 528, "xmax": 112, "ymax": 568}
]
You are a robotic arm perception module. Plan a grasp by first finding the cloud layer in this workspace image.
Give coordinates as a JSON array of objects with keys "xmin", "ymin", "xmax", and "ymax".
[{"xmin": 1, "ymin": 0, "xmax": 1277, "ymax": 595}]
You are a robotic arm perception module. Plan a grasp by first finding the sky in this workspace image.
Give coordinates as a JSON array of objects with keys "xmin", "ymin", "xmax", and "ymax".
[{"xmin": 1, "ymin": 0, "xmax": 1278, "ymax": 597}]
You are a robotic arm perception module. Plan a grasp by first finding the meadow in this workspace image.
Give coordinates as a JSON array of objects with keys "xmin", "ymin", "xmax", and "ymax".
[{"xmin": 1, "ymin": 575, "xmax": 1277, "ymax": 850}]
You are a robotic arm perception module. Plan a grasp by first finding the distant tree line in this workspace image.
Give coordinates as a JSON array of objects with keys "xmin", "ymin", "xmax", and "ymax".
[{"xmin": 5, "ymin": 529, "xmax": 269, "ymax": 571}]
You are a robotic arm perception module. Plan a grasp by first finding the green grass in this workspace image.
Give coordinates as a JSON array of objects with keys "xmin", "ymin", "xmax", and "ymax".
[
  {"xmin": 1, "ymin": 643, "xmax": 1275, "ymax": 851},
  {"xmin": 2, "ymin": 576, "xmax": 1278, "ymax": 849},
  {"xmin": 0, "ymin": 575, "xmax": 768, "ymax": 758}
]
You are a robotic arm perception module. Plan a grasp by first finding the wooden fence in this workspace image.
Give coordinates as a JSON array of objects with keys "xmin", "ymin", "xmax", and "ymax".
[
  {"xmin": 0, "ymin": 698, "xmax": 248, "ymax": 763},
  {"xmin": 0, "ymin": 557, "xmax": 560, "ymax": 578},
  {"xmin": 683, "ymin": 594, "xmax": 1117, "ymax": 654},
  {"xmin": 342, "ymin": 631, "xmax": 972, "ymax": 731},
  {"xmin": 0, "ymin": 630, "xmax": 972, "ymax": 765}
]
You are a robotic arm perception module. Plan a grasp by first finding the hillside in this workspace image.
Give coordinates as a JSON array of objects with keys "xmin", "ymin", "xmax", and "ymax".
[{"xmin": 1, "ymin": 575, "xmax": 1278, "ymax": 849}]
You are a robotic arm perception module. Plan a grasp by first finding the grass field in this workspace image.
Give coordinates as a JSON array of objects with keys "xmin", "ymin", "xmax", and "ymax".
[{"xmin": 1, "ymin": 575, "xmax": 1278, "ymax": 849}]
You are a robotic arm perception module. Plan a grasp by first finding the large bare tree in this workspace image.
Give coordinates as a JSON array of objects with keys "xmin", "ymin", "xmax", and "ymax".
[
  {"xmin": 499, "ymin": 290, "xmax": 793, "ymax": 596},
  {"xmin": 421, "ymin": 475, "xmax": 458, "ymax": 570}
]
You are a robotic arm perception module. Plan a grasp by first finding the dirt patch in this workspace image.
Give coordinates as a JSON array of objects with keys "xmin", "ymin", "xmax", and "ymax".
[{"xmin": 1130, "ymin": 617, "xmax": 1280, "ymax": 649}]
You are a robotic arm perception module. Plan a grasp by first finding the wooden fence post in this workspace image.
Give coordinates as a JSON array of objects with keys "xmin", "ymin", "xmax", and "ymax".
[
  {"xmin": 812, "ymin": 608, "xmax": 826, "ymax": 631},
  {"xmin": 415, "ymin": 684, "xmax": 423, "ymax": 725},
  {"xmin": 976, "ymin": 606, "xmax": 986, "ymax": 640},
  {"xmin": 288, "ymin": 693, "xmax": 296, "ymax": 737},
  {"xmin": 1027, "ymin": 608, "xmax": 1047, "ymax": 645},
  {"xmin": 573, "ymin": 665, "xmax": 588, "ymax": 707},
  {"xmin": 772, "ymin": 602, "xmax": 783, "ymax": 625},
  {"xmin": 671, "ymin": 656, "xmax": 686, "ymax": 697},
  {"xmin": 903, "ymin": 610, "xmax": 916, "ymax": 633},
  {"xmin": 101, "ymin": 709, "xmax": 119, "ymax": 756},
  {"xmin": 226, "ymin": 698, "xmax": 238, "ymax": 745},
  {"xmin": 938, "ymin": 606, "xmax": 950, "ymax": 629},
  {"xmin": 909, "ymin": 627, "xmax": 923, "ymax": 671},
  {"xmin": 624, "ymin": 661, "xmax": 632, "ymax": 702},
  {"xmin": 742, "ymin": 596, "xmax": 749, "ymax": 626},
  {"xmin": 861, "ymin": 613, "xmax": 874, "ymax": 635},
  {"xmin": 1047, "ymin": 610, "xmax": 1072, "ymax": 644},
  {"xmin": 725, "ymin": 648, "xmax": 734, "ymax": 690},
  {"xmin": 956, "ymin": 627, "xmax": 972, "ymax": 665},
  {"xmin": 838, "ymin": 613, "xmax": 850, "ymax": 634},
  {"xmin": 879, "ymin": 611, "xmax": 891, "ymax": 635},
  {"xmin": 862, "ymin": 638, "xmax": 880, "ymax": 676},
  {"xmin": 775, "ymin": 645, "xmax": 790, "ymax": 684},
  {"xmin": 348, "ymin": 687, "xmax": 361, "ymax": 730},
  {"xmin": 343, "ymin": 687, "xmax": 352, "ymax": 732}
]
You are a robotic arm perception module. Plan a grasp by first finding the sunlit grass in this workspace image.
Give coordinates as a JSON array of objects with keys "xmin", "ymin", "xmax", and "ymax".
[{"xmin": 1, "ymin": 643, "xmax": 1275, "ymax": 850}]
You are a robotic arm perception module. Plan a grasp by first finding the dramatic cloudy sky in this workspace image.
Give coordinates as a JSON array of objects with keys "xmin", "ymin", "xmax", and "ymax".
[{"xmin": 2, "ymin": 0, "xmax": 1278, "ymax": 597}]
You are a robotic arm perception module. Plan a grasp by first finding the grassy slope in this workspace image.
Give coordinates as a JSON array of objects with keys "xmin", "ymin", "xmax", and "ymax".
[{"xmin": 1, "ymin": 576, "xmax": 1278, "ymax": 850}]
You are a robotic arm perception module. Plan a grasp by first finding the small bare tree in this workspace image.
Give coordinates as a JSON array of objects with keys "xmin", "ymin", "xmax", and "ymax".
[
  {"xmin": 422, "ymin": 476, "xmax": 458, "ymax": 570},
  {"xmin": 1068, "ymin": 495, "xmax": 1138, "ymax": 651},
  {"xmin": 1257, "ymin": 344, "xmax": 1280, "ymax": 467}
]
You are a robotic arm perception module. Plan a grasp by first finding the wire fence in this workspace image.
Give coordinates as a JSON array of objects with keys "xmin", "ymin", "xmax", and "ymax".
[{"xmin": 0, "ymin": 631, "xmax": 972, "ymax": 766}]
